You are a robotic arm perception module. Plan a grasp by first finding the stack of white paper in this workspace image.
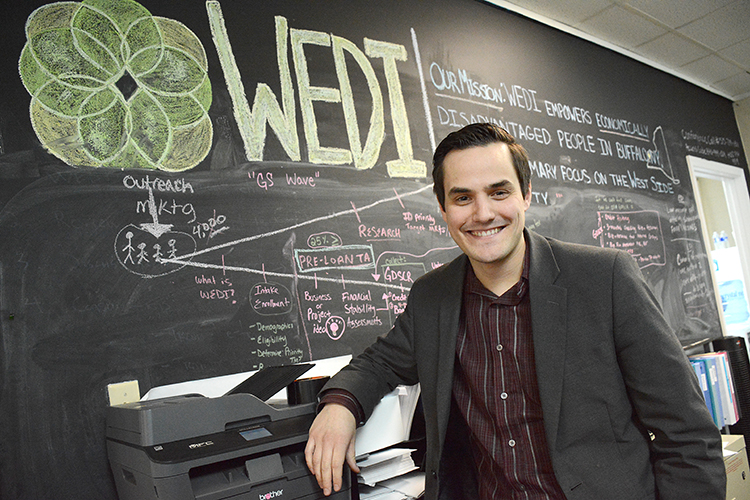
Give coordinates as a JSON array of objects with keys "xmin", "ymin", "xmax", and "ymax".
[
  {"xmin": 353, "ymin": 384, "xmax": 423, "ymax": 496},
  {"xmin": 357, "ymin": 448, "xmax": 419, "ymax": 487},
  {"xmin": 355, "ymin": 384, "xmax": 421, "ymax": 457},
  {"xmin": 358, "ymin": 471, "xmax": 425, "ymax": 500}
]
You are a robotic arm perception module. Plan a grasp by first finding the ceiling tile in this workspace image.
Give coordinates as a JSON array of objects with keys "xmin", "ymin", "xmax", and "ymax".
[
  {"xmin": 485, "ymin": 0, "xmax": 750, "ymax": 100},
  {"xmin": 710, "ymin": 71, "xmax": 750, "ymax": 100},
  {"xmin": 635, "ymin": 32, "xmax": 710, "ymax": 67},
  {"xmin": 623, "ymin": 0, "xmax": 735, "ymax": 29},
  {"xmin": 499, "ymin": 0, "xmax": 614, "ymax": 26},
  {"xmin": 577, "ymin": 5, "xmax": 667, "ymax": 50},
  {"xmin": 680, "ymin": 54, "xmax": 744, "ymax": 84},
  {"xmin": 677, "ymin": 1, "xmax": 750, "ymax": 50},
  {"xmin": 720, "ymin": 39, "xmax": 750, "ymax": 70}
]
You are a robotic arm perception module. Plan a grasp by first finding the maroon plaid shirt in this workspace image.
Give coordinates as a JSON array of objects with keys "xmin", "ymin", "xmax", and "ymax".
[{"xmin": 452, "ymin": 251, "xmax": 565, "ymax": 499}]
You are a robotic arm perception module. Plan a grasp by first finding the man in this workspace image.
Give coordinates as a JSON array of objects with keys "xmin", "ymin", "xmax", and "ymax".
[{"xmin": 305, "ymin": 123, "xmax": 725, "ymax": 499}]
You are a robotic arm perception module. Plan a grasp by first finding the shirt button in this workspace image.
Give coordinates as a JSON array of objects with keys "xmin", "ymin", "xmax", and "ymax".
[
  {"xmin": 496, "ymin": 343, "xmax": 503, "ymax": 351},
  {"xmin": 508, "ymin": 439, "xmax": 516, "ymax": 447},
  {"xmin": 500, "ymin": 392, "xmax": 508, "ymax": 400}
]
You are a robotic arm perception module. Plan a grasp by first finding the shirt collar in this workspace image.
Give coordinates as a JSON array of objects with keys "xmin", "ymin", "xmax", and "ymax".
[{"xmin": 464, "ymin": 236, "xmax": 530, "ymax": 305}]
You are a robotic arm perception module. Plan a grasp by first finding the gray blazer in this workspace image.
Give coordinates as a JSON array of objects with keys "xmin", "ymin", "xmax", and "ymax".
[{"xmin": 326, "ymin": 229, "xmax": 725, "ymax": 500}]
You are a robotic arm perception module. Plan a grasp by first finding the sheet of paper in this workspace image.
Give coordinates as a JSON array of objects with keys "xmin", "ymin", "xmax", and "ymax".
[
  {"xmin": 141, "ymin": 355, "xmax": 352, "ymax": 400},
  {"xmin": 357, "ymin": 448, "xmax": 418, "ymax": 487},
  {"xmin": 355, "ymin": 384, "xmax": 421, "ymax": 457},
  {"xmin": 358, "ymin": 471, "xmax": 425, "ymax": 499},
  {"xmin": 357, "ymin": 448, "xmax": 416, "ymax": 467}
]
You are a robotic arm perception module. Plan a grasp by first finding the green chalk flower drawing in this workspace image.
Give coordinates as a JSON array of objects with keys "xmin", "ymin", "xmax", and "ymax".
[{"xmin": 19, "ymin": 0, "xmax": 213, "ymax": 171}]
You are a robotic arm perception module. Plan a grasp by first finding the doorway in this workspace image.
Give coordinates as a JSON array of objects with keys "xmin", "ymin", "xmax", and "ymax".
[{"xmin": 688, "ymin": 156, "xmax": 750, "ymax": 347}]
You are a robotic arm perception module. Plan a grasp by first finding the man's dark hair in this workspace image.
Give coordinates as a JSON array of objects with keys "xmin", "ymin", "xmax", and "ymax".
[{"xmin": 432, "ymin": 123, "xmax": 531, "ymax": 210}]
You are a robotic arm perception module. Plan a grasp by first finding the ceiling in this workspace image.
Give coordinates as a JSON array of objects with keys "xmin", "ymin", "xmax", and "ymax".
[{"xmin": 486, "ymin": 0, "xmax": 750, "ymax": 102}]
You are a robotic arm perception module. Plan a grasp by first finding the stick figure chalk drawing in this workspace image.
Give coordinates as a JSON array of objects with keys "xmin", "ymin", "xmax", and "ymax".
[{"xmin": 19, "ymin": 0, "xmax": 213, "ymax": 171}]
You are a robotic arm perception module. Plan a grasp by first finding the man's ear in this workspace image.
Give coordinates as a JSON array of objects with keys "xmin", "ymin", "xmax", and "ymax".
[
  {"xmin": 437, "ymin": 195, "xmax": 448, "ymax": 222},
  {"xmin": 523, "ymin": 183, "xmax": 532, "ymax": 210}
]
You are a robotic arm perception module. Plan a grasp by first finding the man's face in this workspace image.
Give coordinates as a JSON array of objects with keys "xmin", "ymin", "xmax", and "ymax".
[{"xmin": 439, "ymin": 142, "xmax": 531, "ymax": 275}]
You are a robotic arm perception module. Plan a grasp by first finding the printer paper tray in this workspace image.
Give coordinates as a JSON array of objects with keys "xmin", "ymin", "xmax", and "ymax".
[{"xmin": 190, "ymin": 446, "xmax": 351, "ymax": 500}]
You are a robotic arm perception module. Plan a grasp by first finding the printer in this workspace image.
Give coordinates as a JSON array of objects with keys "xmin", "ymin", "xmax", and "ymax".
[{"xmin": 106, "ymin": 393, "xmax": 353, "ymax": 500}]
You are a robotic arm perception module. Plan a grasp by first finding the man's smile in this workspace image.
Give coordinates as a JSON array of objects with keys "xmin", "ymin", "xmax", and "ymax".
[{"xmin": 468, "ymin": 226, "xmax": 504, "ymax": 237}]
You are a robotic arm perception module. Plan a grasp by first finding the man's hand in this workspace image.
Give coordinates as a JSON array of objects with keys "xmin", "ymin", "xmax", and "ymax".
[{"xmin": 305, "ymin": 403, "xmax": 360, "ymax": 496}]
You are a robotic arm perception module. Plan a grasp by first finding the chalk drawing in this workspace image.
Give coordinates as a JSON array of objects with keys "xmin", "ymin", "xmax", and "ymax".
[{"xmin": 19, "ymin": 0, "xmax": 212, "ymax": 171}]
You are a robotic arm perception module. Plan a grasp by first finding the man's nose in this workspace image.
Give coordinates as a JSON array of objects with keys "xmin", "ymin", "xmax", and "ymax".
[{"xmin": 472, "ymin": 196, "xmax": 494, "ymax": 222}]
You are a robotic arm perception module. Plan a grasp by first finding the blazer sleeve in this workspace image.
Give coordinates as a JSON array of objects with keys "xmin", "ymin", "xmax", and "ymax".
[{"xmin": 610, "ymin": 251, "xmax": 725, "ymax": 499}]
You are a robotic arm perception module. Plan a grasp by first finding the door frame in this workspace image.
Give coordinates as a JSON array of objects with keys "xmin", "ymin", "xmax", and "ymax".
[{"xmin": 687, "ymin": 155, "xmax": 750, "ymax": 337}]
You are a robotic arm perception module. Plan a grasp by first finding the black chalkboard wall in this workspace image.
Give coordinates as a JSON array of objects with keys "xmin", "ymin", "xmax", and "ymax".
[{"xmin": 0, "ymin": 0, "xmax": 747, "ymax": 497}]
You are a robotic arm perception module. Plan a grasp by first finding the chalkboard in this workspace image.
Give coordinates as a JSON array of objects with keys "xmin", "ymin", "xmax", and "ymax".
[{"xmin": 0, "ymin": 0, "xmax": 747, "ymax": 498}]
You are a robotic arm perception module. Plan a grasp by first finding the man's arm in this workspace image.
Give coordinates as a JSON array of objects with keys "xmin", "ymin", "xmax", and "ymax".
[
  {"xmin": 304, "ymin": 266, "xmax": 437, "ymax": 495},
  {"xmin": 305, "ymin": 403, "xmax": 360, "ymax": 496},
  {"xmin": 611, "ymin": 251, "xmax": 725, "ymax": 498},
  {"xmin": 303, "ymin": 303, "xmax": 420, "ymax": 496}
]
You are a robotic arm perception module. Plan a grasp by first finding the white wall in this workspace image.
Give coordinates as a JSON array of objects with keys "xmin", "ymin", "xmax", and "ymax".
[{"xmin": 734, "ymin": 96, "xmax": 750, "ymax": 176}]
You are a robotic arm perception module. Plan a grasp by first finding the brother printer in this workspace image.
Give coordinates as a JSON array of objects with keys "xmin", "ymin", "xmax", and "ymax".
[{"xmin": 106, "ymin": 366, "xmax": 354, "ymax": 500}]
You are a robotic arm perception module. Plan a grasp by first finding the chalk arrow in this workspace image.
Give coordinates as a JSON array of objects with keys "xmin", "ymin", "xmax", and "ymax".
[{"xmin": 140, "ymin": 186, "xmax": 173, "ymax": 238}]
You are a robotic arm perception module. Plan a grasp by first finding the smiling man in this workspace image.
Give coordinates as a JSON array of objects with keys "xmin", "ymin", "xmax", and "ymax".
[
  {"xmin": 305, "ymin": 123, "xmax": 725, "ymax": 500},
  {"xmin": 437, "ymin": 136, "xmax": 530, "ymax": 297}
]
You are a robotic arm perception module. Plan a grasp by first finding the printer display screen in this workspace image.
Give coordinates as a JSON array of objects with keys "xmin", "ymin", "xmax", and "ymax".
[{"xmin": 239, "ymin": 427, "xmax": 272, "ymax": 442}]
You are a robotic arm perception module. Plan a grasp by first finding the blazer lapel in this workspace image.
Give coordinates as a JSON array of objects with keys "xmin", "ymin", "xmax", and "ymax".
[
  {"xmin": 434, "ymin": 256, "xmax": 468, "ymax": 449},
  {"xmin": 527, "ymin": 231, "xmax": 568, "ymax": 454}
]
